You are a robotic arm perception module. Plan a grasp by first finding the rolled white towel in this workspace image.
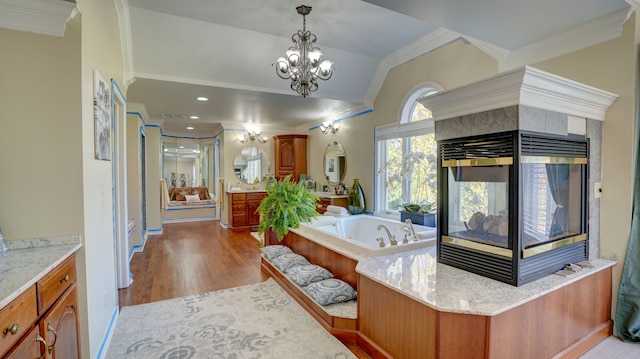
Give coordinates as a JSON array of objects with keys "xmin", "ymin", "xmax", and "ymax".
[
  {"xmin": 309, "ymin": 216, "xmax": 338, "ymax": 227},
  {"xmin": 326, "ymin": 205, "xmax": 349, "ymax": 215}
]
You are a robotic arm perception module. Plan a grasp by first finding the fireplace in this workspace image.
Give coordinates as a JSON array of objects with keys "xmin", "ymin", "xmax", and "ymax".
[
  {"xmin": 437, "ymin": 131, "xmax": 588, "ymax": 285},
  {"xmin": 419, "ymin": 66, "xmax": 617, "ymax": 286}
]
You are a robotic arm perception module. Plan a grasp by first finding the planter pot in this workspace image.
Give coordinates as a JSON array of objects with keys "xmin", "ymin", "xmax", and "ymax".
[{"xmin": 400, "ymin": 211, "xmax": 436, "ymax": 227}]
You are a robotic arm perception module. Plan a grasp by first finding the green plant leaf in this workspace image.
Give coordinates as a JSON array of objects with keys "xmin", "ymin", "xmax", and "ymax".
[{"xmin": 257, "ymin": 174, "xmax": 320, "ymax": 241}]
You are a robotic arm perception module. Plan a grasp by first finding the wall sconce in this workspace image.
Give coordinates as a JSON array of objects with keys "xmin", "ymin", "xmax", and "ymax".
[
  {"xmin": 239, "ymin": 130, "xmax": 268, "ymax": 144},
  {"xmin": 320, "ymin": 121, "xmax": 339, "ymax": 135}
]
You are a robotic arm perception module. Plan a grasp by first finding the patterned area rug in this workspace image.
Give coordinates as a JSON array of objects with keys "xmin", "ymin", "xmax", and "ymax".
[{"xmin": 106, "ymin": 279, "xmax": 356, "ymax": 359}]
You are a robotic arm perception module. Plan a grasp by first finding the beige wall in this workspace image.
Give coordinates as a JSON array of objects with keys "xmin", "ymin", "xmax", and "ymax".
[
  {"xmin": 0, "ymin": 18, "xmax": 82, "ymax": 240},
  {"xmin": 307, "ymin": 40, "xmax": 499, "ymax": 212},
  {"xmin": 535, "ymin": 16, "xmax": 636, "ymax": 319}
]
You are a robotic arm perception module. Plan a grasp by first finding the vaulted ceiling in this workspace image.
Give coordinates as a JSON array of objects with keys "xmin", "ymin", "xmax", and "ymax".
[{"xmin": 1, "ymin": 0, "xmax": 631, "ymax": 135}]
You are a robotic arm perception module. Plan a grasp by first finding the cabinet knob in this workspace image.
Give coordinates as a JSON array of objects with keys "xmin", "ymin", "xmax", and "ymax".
[
  {"xmin": 60, "ymin": 274, "xmax": 69, "ymax": 283},
  {"xmin": 3, "ymin": 323, "xmax": 18, "ymax": 335}
]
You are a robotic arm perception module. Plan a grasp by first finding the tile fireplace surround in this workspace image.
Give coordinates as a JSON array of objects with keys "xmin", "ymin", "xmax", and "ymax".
[{"xmin": 419, "ymin": 66, "xmax": 618, "ymax": 285}]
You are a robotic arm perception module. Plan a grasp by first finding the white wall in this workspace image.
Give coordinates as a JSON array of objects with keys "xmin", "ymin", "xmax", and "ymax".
[
  {"xmin": 126, "ymin": 112, "xmax": 143, "ymax": 247},
  {"xmin": 145, "ymin": 126, "xmax": 162, "ymax": 231},
  {"xmin": 77, "ymin": 0, "xmax": 125, "ymax": 357}
]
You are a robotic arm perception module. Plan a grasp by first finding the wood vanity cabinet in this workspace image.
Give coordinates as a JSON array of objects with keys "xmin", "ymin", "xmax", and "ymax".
[
  {"xmin": 228, "ymin": 192, "xmax": 267, "ymax": 231},
  {"xmin": 274, "ymin": 134, "xmax": 307, "ymax": 182},
  {"xmin": 1, "ymin": 254, "xmax": 79, "ymax": 359}
]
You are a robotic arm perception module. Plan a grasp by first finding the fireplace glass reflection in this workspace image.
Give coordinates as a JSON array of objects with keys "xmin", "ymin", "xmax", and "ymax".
[
  {"xmin": 447, "ymin": 165, "xmax": 510, "ymax": 248},
  {"xmin": 521, "ymin": 162, "xmax": 585, "ymax": 249}
]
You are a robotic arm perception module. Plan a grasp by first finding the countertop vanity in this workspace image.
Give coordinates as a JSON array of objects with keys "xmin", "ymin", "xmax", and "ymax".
[
  {"xmin": 226, "ymin": 189, "xmax": 268, "ymax": 231},
  {"xmin": 264, "ymin": 222, "xmax": 616, "ymax": 359},
  {"xmin": 0, "ymin": 236, "xmax": 82, "ymax": 358}
]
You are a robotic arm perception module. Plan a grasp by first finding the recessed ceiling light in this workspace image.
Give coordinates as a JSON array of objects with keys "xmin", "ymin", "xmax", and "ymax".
[
  {"xmin": 190, "ymin": 115, "xmax": 200, "ymax": 119},
  {"xmin": 196, "ymin": 97, "xmax": 208, "ymax": 102},
  {"xmin": 179, "ymin": 146, "xmax": 185, "ymax": 149},
  {"xmin": 186, "ymin": 126, "xmax": 194, "ymax": 130}
]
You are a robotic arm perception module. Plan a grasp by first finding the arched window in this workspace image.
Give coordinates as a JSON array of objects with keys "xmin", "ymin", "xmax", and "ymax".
[{"xmin": 375, "ymin": 83, "xmax": 442, "ymax": 215}]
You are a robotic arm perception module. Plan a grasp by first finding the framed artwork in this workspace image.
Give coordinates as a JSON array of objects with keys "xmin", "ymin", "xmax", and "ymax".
[
  {"xmin": 328, "ymin": 158, "xmax": 335, "ymax": 172},
  {"xmin": 94, "ymin": 69, "xmax": 111, "ymax": 161}
]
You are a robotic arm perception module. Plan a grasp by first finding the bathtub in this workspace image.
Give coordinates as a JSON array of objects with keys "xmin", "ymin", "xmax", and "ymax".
[{"xmin": 298, "ymin": 215, "xmax": 436, "ymax": 258}]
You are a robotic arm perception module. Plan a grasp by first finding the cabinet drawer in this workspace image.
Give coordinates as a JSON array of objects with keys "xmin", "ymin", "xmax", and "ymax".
[
  {"xmin": 232, "ymin": 203, "xmax": 246, "ymax": 214},
  {"xmin": 37, "ymin": 255, "xmax": 76, "ymax": 315},
  {"xmin": 232, "ymin": 214, "xmax": 247, "ymax": 226},
  {"xmin": 231, "ymin": 193, "xmax": 246, "ymax": 201},
  {"xmin": 4, "ymin": 325, "xmax": 42, "ymax": 359},
  {"xmin": 0, "ymin": 286, "xmax": 37, "ymax": 357},
  {"xmin": 246, "ymin": 193, "xmax": 266, "ymax": 201}
]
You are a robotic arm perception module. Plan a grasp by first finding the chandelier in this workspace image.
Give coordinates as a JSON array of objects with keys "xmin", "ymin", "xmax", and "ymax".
[{"xmin": 274, "ymin": 5, "xmax": 334, "ymax": 97}]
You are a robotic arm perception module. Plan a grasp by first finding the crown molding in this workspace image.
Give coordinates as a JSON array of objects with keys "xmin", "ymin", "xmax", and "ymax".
[
  {"xmin": 127, "ymin": 103, "xmax": 150, "ymax": 124},
  {"xmin": 626, "ymin": 0, "xmax": 640, "ymax": 10},
  {"xmin": 364, "ymin": 28, "xmax": 462, "ymax": 107},
  {"xmin": 0, "ymin": 0, "xmax": 77, "ymax": 37},
  {"xmin": 364, "ymin": 6, "xmax": 632, "ymax": 109},
  {"xmin": 113, "ymin": 0, "xmax": 135, "ymax": 88},
  {"xmin": 419, "ymin": 66, "xmax": 619, "ymax": 122},
  {"xmin": 502, "ymin": 7, "xmax": 632, "ymax": 70}
]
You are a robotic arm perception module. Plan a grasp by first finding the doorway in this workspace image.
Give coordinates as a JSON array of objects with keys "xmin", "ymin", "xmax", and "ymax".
[{"xmin": 112, "ymin": 80, "xmax": 132, "ymax": 289}]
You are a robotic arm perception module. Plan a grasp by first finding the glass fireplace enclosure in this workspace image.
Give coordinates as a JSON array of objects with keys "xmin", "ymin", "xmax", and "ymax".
[{"xmin": 438, "ymin": 131, "xmax": 588, "ymax": 286}]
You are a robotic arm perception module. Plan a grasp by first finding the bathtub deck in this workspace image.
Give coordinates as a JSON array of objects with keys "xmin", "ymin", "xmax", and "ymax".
[{"xmin": 262, "ymin": 230, "xmax": 359, "ymax": 343}]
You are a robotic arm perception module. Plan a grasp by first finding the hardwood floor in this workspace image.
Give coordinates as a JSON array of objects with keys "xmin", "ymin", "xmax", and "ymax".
[
  {"xmin": 118, "ymin": 221, "xmax": 369, "ymax": 358},
  {"xmin": 118, "ymin": 221, "xmax": 265, "ymax": 306}
]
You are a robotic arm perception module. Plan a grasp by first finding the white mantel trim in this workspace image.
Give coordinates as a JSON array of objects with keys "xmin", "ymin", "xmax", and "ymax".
[
  {"xmin": 419, "ymin": 66, "xmax": 619, "ymax": 121},
  {"xmin": 0, "ymin": 0, "xmax": 77, "ymax": 37}
]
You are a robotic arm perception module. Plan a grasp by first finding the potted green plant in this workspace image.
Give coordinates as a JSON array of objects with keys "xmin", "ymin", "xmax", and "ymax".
[
  {"xmin": 257, "ymin": 174, "xmax": 320, "ymax": 243},
  {"xmin": 400, "ymin": 202, "xmax": 437, "ymax": 227}
]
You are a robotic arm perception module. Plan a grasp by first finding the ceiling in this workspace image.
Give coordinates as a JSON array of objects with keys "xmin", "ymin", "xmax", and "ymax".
[{"xmin": 124, "ymin": 0, "xmax": 631, "ymax": 136}]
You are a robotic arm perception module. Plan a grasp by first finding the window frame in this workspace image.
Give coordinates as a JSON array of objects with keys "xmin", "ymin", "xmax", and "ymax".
[{"xmin": 374, "ymin": 82, "xmax": 443, "ymax": 217}]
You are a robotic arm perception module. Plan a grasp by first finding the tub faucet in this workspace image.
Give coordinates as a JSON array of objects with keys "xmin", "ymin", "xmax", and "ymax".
[
  {"xmin": 403, "ymin": 219, "xmax": 418, "ymax": 242},
  {"xmin": 377, "ymin": 224, "xmax": 397, "ymax": 245}
]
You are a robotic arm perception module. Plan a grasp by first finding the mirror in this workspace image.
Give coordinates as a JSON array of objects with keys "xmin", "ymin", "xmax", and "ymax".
[
  {"xmin": 324, "ymin": 141, "xmax": 346, "ymax": 186},
  {"xmin": 234, "ymin": 146, "xmax": 271, "ymax": 184},
  {"xmin": 163, "ymin": 142, "xmax": 211, "ymax": 188}
]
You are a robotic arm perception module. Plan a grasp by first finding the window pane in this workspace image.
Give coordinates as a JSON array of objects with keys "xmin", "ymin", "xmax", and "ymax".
[
  {"xmin": 410, "ymin": 102, "xmax": 433, "ymax": 122},
  {"xmin": 408, "ymin": 134, "xmax": 437, "ymax": 205},
  {"xmin": 382, "ymin": 138, "xmax": 403, "ymax": 211}
]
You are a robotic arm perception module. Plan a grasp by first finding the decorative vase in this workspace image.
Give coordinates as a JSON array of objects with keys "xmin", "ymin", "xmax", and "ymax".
[{"xmin": 348, "ymin": 178, "xmax": 366, "ymax": 215}]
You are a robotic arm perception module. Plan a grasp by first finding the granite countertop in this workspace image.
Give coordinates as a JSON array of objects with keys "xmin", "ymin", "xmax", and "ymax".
[
  {"xmin": 314, "ymin": 192, "xmax": 348, "ymax": 198},
  {"xmin": 0, "ymin": 236, "xmax": 82, "ymax": 308},
  {"xmin": 356, "ymin": 245, "xmax": 616, "ymax": 316},
  {"xmin": 226, "ymin": 189, "xmax": 267, "ymax": 193}
]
